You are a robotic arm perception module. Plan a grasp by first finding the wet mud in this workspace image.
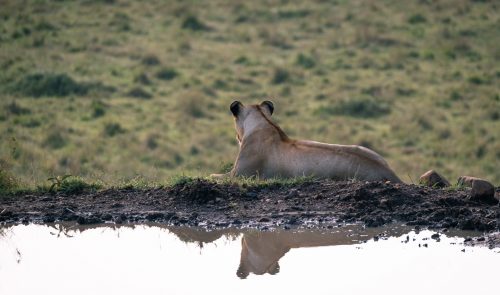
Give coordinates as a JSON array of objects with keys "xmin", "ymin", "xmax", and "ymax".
[{"xmin": 0, "ymin": 179, "xmax": 499, "ymax": 236}]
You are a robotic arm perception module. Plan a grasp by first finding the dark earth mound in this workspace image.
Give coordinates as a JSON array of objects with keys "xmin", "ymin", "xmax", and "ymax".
[{"xmin": 1, "ymin": 180, "xmax": 498, "ymax": 236}]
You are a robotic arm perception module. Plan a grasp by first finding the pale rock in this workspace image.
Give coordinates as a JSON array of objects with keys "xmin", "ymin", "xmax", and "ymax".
[
  {"xmin": 419, "ymin": 170, "xmax": 450, "ymax": 188},
  {"xmin": 457, "ymin": 176, "xmax": 496, "ymax": 203}
]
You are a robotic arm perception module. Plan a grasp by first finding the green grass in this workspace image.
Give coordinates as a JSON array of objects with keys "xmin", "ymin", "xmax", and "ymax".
[
  {"xmin": 0, "ymin": 168, "xmax": 20, "ymax": 194},
  {"xmin": 48, "ymin": 176, "xmax": 102, "ymax": 194},
  {"xmin": 0, "ymin": 0, "xmax": 498, "ymax": 187},
  {"xmin": 0, "ymin": 173, "xmax": 319, "ymax": 196}
]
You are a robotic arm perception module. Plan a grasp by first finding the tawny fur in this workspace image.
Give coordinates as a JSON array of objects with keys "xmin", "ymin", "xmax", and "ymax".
[{"xmin": 212, "ymin": 101, "xmax": 402, "ymax": 183}]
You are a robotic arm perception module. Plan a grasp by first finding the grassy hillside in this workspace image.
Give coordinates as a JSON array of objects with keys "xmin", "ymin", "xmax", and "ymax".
[{"xmin": 0, "ymin": 0, "xmax": 499, "ymax": 188}]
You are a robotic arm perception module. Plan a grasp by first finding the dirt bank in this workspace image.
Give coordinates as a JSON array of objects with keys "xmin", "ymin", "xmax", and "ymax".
[{"xmin": 1, "ymin": 180, "xmax": 498, "ymax": 234}]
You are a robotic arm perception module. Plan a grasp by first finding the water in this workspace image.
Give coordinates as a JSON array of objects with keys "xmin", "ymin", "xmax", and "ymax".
[{"xmin": 0, "ymin": 223, "xmax": 497, "ymax": 295}]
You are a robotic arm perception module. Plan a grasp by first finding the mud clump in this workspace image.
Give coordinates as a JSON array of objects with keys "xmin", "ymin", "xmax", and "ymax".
[{"xmin": 169, "ymin": 179, "xmax": 233, "ymax": 204}]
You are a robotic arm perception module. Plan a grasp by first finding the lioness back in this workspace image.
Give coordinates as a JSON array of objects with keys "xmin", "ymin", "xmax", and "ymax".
[{"xmin": 265, "ymin": 140, "xmax": 401, "ymax": 182}]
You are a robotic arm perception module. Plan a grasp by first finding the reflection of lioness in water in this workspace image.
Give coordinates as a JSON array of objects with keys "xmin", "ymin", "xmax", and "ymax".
[
  {"xmin": 236, "ymin": 226, "xmax": 411, "ymax": 279},
  {"xmin": 211, "ymin": 101, "xmax": 401, "ymax": 182}
]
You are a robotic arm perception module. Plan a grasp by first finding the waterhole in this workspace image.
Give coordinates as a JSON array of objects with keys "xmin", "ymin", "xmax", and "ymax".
[{"xmin": 0, "ymin": 223, "xmax": 497, "ymax": 295}]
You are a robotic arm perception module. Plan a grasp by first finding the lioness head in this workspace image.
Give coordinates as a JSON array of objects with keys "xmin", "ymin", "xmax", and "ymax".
[{"xmin": 230, "ymin": 100, "xmax": 274, "ymax": 145}]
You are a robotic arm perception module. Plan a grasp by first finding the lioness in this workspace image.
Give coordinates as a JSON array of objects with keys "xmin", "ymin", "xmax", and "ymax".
[{"xmin": 212, "ymin": 101, "xmax": 401, "ymax": 182}]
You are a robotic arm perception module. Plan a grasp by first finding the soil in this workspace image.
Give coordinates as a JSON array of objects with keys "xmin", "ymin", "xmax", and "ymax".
[{"xmin": 1, "ymin": 179, "xmax": 499, "ymax": 239}]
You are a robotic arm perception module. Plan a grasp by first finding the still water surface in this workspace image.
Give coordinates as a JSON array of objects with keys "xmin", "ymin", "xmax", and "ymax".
[{"xmin": 0, "ymin": 223, "xmax": 497, "ymax": 295}]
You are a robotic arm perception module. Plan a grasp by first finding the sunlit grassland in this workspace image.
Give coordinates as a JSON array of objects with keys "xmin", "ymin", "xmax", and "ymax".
[{"xmin": 0, "ymin": 0, "xmax": 499, "ymax": 191}]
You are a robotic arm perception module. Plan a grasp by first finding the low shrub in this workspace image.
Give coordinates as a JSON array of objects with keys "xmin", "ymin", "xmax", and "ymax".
[
  {"xmin": 295, "ymin": 53, "xmax": 316, "ymax": 69},
  {"xmin": 314, "ymin": 97, "xmax": 391, "ymax": 118},
  {"xmin": 271, "ymin": 68, "xmax": 290, "ymax": 84},
  {"xmin": 126, "ymin": 87, "xmax": 153, "ymax": 99},
  {"xmin": 104, "ymin": 122, "xmax": 126, "ymax": 137},
  {"xmin": 0, "ymin": 168, "xmax": 19, "ymax": 193},
  {"xmin": 234, "ymin": 56, "xmax": 249, "ymax": 64},
  {"xmin": 43, "ymin": 131, "xmax": 67, "ymax": 149},
  {"xmin": 277, "ymin": 9, "xmax": 310, "ymax": 19},
  {"xmin": 146, "ymin": 134, "xmax": 159, "ymax": 150},
  {"xmin": 13, "ymin": 117, "xmax": 41, "ymax": 128},
  {"xmin": 109, "ymin": 12, "xmax": 132, "ymax": 31},
  {"xmin": 181, "ymin": 16, "xmax": 211, "ymax": 31},
  {"xmin": 468, "ymin": 76, "xmax": 488, "ymax": 85},
  {"xmin": 408, "ymin": 14, "xmax": 427, "ymax": 24},
  {"xmin": 35, "ymin": 20, "xmax": 57, "ymax": 31},
  {"xmin": 134, "ymin": 73, "xmax": 151, "ymax": 85},
  {"xmin": 156, "ymin": 68, "xmax": 179, "ymax": 80},
  {"xmin": 141, "ymin": 55, "xmax": 161, "ymax": 66},
  {"xmin": 6, "ymin": 101, "xmax": 31, "ymax": 115},
  {"xmin": 12, "ymin": 73, "xmax": 114, "ymax": 97},
  {"xmin": 91, "ymin": 100, "xmax": 107, "ymax": 118}
]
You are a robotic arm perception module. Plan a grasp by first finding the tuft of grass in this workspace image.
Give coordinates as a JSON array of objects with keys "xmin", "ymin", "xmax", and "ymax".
[
  {"xmin": 314, "ymin": 97, "xmax": 391, "ymax": 118},
  {"xmin": 168, "ymin": 174, "xmax": 196, "ymax": 186},
  {"xmin": 0, "ymin": 168, "xmax": 20, "ymax": 194},
  {"xmin": 167, "ymin": 175, "xmax": 314, "ymax": 190},
  {"xmin": 109, "ymin": 12, "xmax": 132, "ymax": 31},
  {"xmin": 118, "ymin": 175, "xmax": 158, "ymax": 190},
  {"xmin": 141, "ymin": 55, "xmax": 161, "ymax": 66},
  {"xmin": 6, "ymin": 101, "xmax": 31, "ymax": 115},
  {"xmin": 34, "ymin": 20, "xmax": 57, "ymax": 31},
  {"xmin": 91, "ymin": 100, "xmax": 107, "ymax": 118},
  {"xmin": 217, "ymin": 175, "xmax": 316, "ymax": 188},
  {"xmin": 218, "ymin": 162, "xmax": 233, "ymax": 174},
  {"xmin": 46, "ymin": 175, "xmax": 102, "ymax": 194},
  {"xmin": 277, "ymin": 9, "xmax": 310, "ymax": 19},
  {"xmin": 146, "ymin": 134, "xmax": 159, "ymax": 150},
  {"xmin": 271, "ymin": 68, "xmax": 290, "ymax": 84},
  {"xmin": 234, "ymin": 56, "xmax": 249, "ymax": 64},
  {"xmin": 261, "ymin": 30, "xmax": 293, "ymax": 49},
  {"xmin": 134, "ymin": 73, "xmax": 151, "ymax": 85},
  {"xmin": 468, "ymin": 76, "xmax": 488, "ymax": 85},
  {"xmin": 156, "ymin": 68, "xmax": 179, "ymax": 80},
  {"xmin": 43, "ymin": 131, "xmax": 67, "ymax": 149},
  {"xmin": 103, "ymin": 122, "xmax": 126, "ymax": 137},
  {"xmin": 295, "ymin": 53, "xmax": 316, "ymax": 69},
  {"xmin": 181, "ymin": 16, "xmax": 211, "ymax": 31},
  {"xmin": 126, "ymin": 87, "xmax": 153, "ymax": 99},
  {"xmin": 13, "ymin": 117, "xmax": 41, "ymax": 128},
  {"xmin": 408, "ymin": 14, "xmax": 427, "ymax": 24}
]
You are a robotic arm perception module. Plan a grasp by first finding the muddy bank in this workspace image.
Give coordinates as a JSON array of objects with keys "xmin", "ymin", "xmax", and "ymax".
[{"xmin": 0, "ymin": 180, "xmax": 498, "ymax": 233}]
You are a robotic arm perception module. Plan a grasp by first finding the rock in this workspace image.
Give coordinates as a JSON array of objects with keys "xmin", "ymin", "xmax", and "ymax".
[
  {"xmin": 419, "ymin": 170, "xmax": 450, "ymax": 188},
  {"xmin": 286, "ymin": 189, "xmax": 299, "ymax": 199},
  {"xmin": 457, "ymin": 176, "xmax": 496, "ymax": 203}
]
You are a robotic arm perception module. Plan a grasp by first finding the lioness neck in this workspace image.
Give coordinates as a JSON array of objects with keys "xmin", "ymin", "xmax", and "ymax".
[{"xmin": 242, "ymin": 110, "xmax": 290, "ymax": 142}]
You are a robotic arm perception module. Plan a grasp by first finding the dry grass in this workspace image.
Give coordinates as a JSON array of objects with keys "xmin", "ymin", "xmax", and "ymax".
[{"xmin": 0, "ymin": 0, "xmax": 498, "ymax": 187}]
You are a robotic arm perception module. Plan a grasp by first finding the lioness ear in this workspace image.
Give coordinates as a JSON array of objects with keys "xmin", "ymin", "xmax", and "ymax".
[
  {"xmin": 260, "ymin": 100, "xmax": 274, "ymax": 115},
  {"xmin": 230, "ymin": 101, "xmax": 242, "ymax": 117}
]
